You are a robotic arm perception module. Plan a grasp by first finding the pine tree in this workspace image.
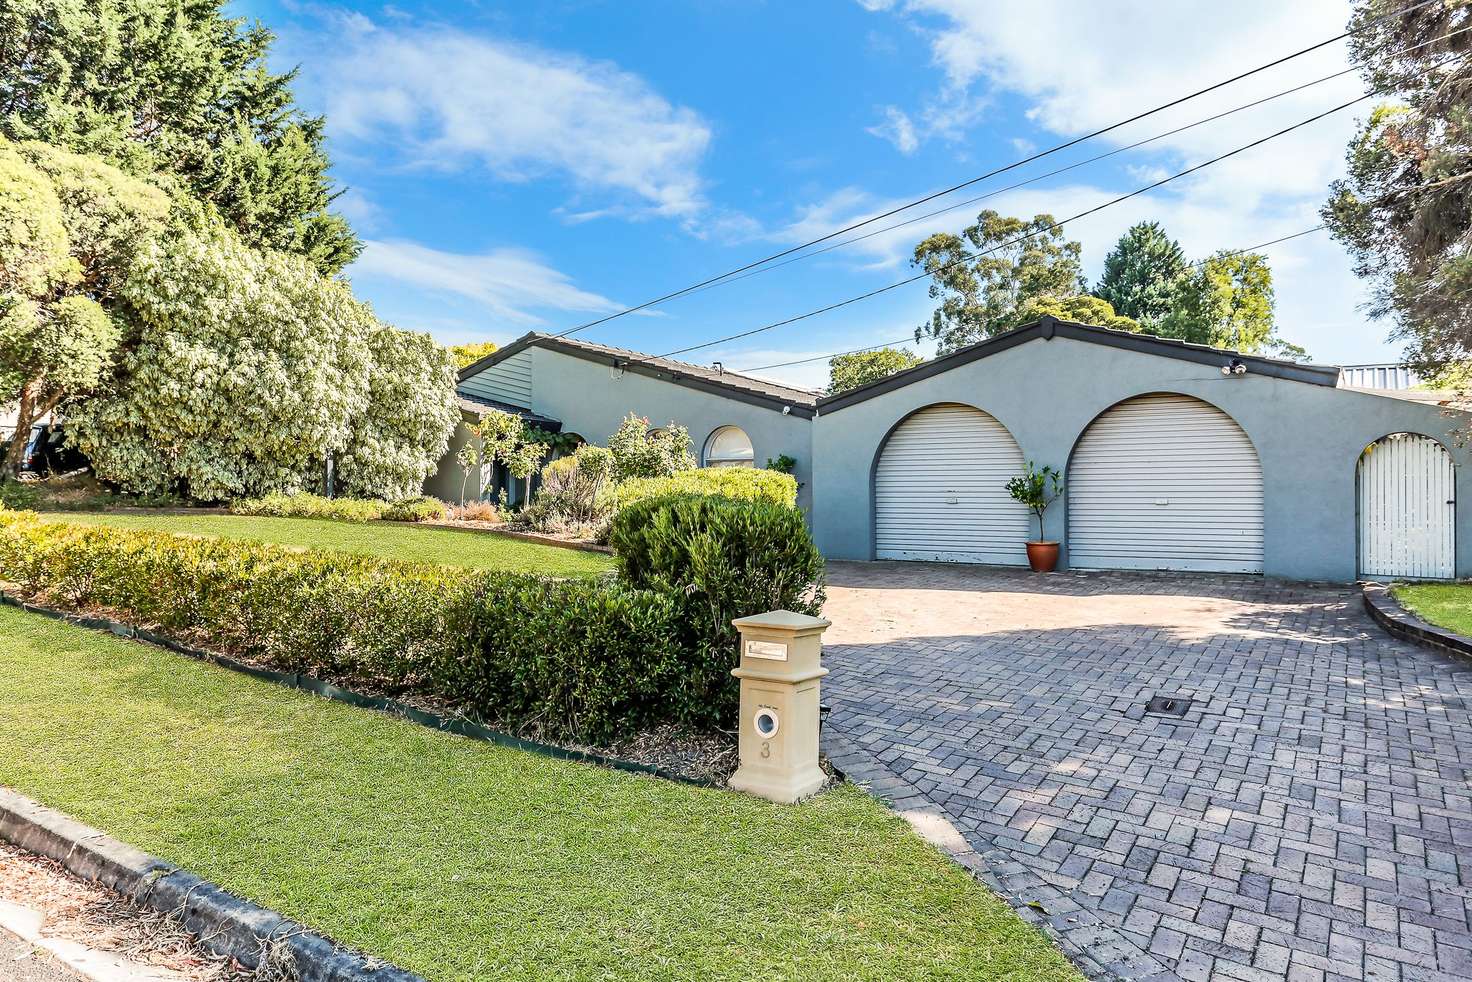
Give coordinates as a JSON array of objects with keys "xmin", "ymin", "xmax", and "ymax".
[{"xmin": 1094, "ymin": 221, "xmax": 1187, "ymax": 327}]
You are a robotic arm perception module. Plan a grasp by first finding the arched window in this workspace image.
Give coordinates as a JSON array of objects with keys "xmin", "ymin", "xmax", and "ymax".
[{"xmin": 703, "ymin": 426, "xmax": 754, "ymax": 468}]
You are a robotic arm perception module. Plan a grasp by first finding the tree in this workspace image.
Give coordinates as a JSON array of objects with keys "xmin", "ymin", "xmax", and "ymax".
[
  {"xmin": 1322, "ymin": 1, "xmax": 1472, "ymax": 380},
  {"xmin": 67, "ymin": 218, "xmax": 379, "ymax": 500},
  {"xmin": 0, "ymin": 0, "xmax": 358, "ymax": 274},
  {"xmin": 1015, "ymin": 294, "xmax": 1138, "ymax": 333},
  {"xmin": 1093, "ymin": 221, "xmax": 1187, "ymax": 326},
  {"xmin": 912, "ymin": 211, "xmax": 1087, "ymax": 351},
  {"xmin": 1156, "ymin": 252, "xmax": 1306, "ymax": 358},
  {"xmin": 828, "ymin": 347, "xmax": 922, "ymax": 394},
  {"xmin": 450, "ymin": 341, "xmax": 499, "ymax": 369},
  {"xmin": 0, "ymin": 138, "xmax": 170, "ymax": 475},
  {"xmin": 337, "ymin": 327, "xmax": 461, "ymax": 502}
]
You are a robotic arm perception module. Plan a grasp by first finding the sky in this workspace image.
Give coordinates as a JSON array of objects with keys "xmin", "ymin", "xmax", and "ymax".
[{"xmin": 238, "ymin": 0, "xmax": 1401, "ymax": 390}]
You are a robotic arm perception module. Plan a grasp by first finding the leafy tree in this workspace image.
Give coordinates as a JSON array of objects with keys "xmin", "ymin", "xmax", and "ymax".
[
  {"xmin": 607, "ymin": 413, "xmax": 694, "ymax": 481},
  {"xmin": 1156, "ymin": 252, "xmax": 1305, "ymax": 358},
  {"xmin": 1093, "ymin": 221, "xmax": 1187, "ymax": 326},
  {"xmin": 69, "ymin": 219, "xmax": 378, "ymax": 500},
  {"xmin": 828, "ymin": 347, "xmax": 922, "ymax": 394},
  {"xmin": 337, "ymin": 327, "xmax": 461, "ymax": 502},
  {"xmin": 1016, "ymin": 294, "xmax": 1138, "ymax": 333},
  {"xmin": 0, "ymin": 0, "xmax": 358, "ymax": 274},
  {"xmin": 912, "ymin": 211, "xmax": 1088, "ymax": 351},
  {"xmin": 1322, "ymin": 1, "xmax": 1472, "ymax": 379},
  {"xmin": 450, "ymin": 341, "xmax": 499, "ymax": 369},
  {"xmin": 0, "ymin": 138, "xmax": 170, "ymax": 474}
]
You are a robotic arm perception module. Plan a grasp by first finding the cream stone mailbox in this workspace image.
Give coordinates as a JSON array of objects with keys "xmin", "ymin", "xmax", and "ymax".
[{"xmin": 729, "ymin": 610, "xmax": 831, "ymax": 804}]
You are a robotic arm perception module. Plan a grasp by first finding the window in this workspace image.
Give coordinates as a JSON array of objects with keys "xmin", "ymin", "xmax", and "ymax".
[{"xmin": 703, "ymin": 425, "xmax": 754, "ymax": 468}]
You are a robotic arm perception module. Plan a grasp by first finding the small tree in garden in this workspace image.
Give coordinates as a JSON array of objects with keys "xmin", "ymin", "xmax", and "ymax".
[
  {"xmin": 456, "ymin": 439, "xmax": 480, "ymax": 505},
  {"xmin": 471, "ymin": 410, "xmax": 550, "ymax": 508},
  {"xmin": 607, "ymin": 413, "xmax": 694, "ymax": 481},
  {"xmin": 1005, "ymin": 462, "xmax": 1063, "ymax": 541}
]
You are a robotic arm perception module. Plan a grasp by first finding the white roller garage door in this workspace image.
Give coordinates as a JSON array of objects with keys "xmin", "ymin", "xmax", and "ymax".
[
  {"xmin": 1068, "ymin": 393, "xmax": 1264, "ymax": 573},
  {"xmin": 874, "ymin": 403, "xmax": 1030, "ymax": 564}
]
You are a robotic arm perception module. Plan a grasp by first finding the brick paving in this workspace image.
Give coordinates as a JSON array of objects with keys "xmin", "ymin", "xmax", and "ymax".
[{"xmin": 821, "ymin": 562, "xmax": 1472, "ymax": 982}]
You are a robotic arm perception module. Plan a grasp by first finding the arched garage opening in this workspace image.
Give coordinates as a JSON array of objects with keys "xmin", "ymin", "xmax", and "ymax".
[
  {"xmin": 872, "ymin": 403, "xmax": 1029, "ymax": 564},
  {"xmin": 1358, "ymin": 432, "xmax": 1455, "ymax": 579},
  {"xmin": 1068, "ymin": 392, "xmax": 1263, "ymax": 573}
]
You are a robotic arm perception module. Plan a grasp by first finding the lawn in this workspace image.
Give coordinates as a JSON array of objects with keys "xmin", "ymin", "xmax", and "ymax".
[
  {"xmin": 1392, "ymin": 582, "xmax": 1472, "ymax": 636},
  {"xmin": 0, "ymin": 606, "xmax": 1079, "ymax": 982},
  {"xmin": 36, "ymin": 511, "xmax": 614, "ymax": 578}
]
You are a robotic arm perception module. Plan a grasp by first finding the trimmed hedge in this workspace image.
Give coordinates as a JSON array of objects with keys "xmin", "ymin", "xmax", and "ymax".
[
  {"xmin": 0, "ymin": 509, "xmax": 683, "ymax": 742},
  {"xmin": 611, "ymin": 467, "xmax": 798, "ymax": 510},
  {"xmin": 610, "ymin": 494, "xmax": 825, "ymax": 719},
  {"xmin": 230, "ymin": 493, "xmax": 447, "ymax": 523}
]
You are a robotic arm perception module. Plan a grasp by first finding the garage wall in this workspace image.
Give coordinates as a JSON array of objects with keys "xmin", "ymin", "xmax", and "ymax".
[{"xmin": 811, "ymin": 335, "xmax": 1472, "ymax": 581}]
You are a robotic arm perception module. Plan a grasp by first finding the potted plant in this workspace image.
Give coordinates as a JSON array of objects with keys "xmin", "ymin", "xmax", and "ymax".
[{"xmin": 1005, "ymin": 461, "xmax": 1063, "ymax": 573}]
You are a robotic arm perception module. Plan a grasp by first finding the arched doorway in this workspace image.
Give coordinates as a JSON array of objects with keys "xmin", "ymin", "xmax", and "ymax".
[
  {"xmin": 1068, "ymin": 393, "xmax": 1263, "ymax": 573},
  {"xmin": 1358, "ymin": 433, "xmax": 1455, "ymax": 579},
  {"xmin": 872, "ymin": 403, "xmax": 1029, "ymax": 564}
]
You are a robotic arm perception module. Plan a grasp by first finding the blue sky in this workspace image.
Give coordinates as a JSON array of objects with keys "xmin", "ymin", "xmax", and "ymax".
[{"xmin": 241, "ymin": 0, "xmax": 1391, "ymax": 388}]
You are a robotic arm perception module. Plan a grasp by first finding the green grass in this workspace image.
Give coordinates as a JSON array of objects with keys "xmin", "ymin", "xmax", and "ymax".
[
  {"xmin": 1392, "ymin": 582, "xmax": 1472, "ymax": 636},
  {"xmin": 35, "ymin": 511, "xmax": 614, "ymax": 578},
  {"xmin": 0, "ymin": 607, "xmax": 1079, "ymax": 982}
]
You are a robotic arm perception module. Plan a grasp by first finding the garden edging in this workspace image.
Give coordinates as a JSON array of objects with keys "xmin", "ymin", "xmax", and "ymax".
[
  {"xmin": 0, "ymin": 787, "xmax": 426, "ymax": 982},
  {"xmin": 0, "ymin": 591, "xmax": 716, "ymax": 787},
  {"xmin": 1361, "ymin": 581, "xmax": 1472, "ymax": 662}
]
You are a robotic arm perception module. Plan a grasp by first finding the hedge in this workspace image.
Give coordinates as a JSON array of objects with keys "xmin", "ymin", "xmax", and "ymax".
[
  {"xmin": 0, "ymin": 509, "xmax": 683, "ymax": 742},
  {"xmin": 610, "ymin": 494, "xmax": 825, "ymax": 719},
  {"xmin": 230, "ymin": 493, "xmax": 448, "ymax": 523},
  {"xmin": 611, "ymin": 467, "xmax": 798, "ymax": 511}
]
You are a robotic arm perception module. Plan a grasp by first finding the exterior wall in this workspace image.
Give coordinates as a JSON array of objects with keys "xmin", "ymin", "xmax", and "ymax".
[
  {"xmin": 524, "ymin": 347, "xmax": 815, "ymax": 510},
  {"xmin": 812, "ymin": 335, "xmax": 1472, "ymax": 582},
  {"xmin": 425, "ymin": 416, "xmax": 483, "ymax": 504},
  {"xmin": 460, "ymin": 349, "xmax": 533, "ymax": 406}
]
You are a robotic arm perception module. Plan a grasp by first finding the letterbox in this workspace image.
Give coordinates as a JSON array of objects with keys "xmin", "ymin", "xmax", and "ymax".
[{"xmin": 728, "ymin": 610, "xmax": 831, "ymax": 803}]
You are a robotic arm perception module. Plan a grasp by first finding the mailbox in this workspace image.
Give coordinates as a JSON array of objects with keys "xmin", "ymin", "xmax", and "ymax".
[{"xmin": 729, "ymin": 609, "xmax": 831, "ymax": 804}]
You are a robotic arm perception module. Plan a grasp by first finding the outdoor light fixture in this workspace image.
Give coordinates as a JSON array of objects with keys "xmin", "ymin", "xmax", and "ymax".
[{"xmin": 1221, "ymin": 359, "xmax": 1247, "ymax": 376}]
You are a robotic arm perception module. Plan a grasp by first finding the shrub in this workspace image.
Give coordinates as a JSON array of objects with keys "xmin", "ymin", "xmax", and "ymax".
[
  {"xmin": 382, "ymin": 496, "xmax": 449, "ymax": 523},
  {"xmin": 611, "ymin": 467, "xmax": 798, "ymax": 511},
  {"xmin": 0, "ymin": 480, "xmax": 39, "ymax": 510},
  {"xmin": 447, "ymin": 500, "xmax": 501, "ymax": 523},
  {"xmin": 607, "ymin": 413, "xmax": 694, "ymax": 481},
  {"xmin": 525, "ymin": 445, "xmax": 615, "ymax": 537},
  {"xmin": 0, "ymin": 511, "xmax": 693, "ymax": 742},
  {"xmin": 609, "ymin": 494, "xmax": 825, "ymax": 726}
]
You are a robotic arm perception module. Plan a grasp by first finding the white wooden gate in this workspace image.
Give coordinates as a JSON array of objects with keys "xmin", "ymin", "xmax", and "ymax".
[
  {"xmin": 874, "ymin": 403, "xmax": 1029, "ymax": 564},
  {"xmin": 1358, "ymin": 433, "xmax": 1455, "ymax": 579},
  {"xmin": 1068, "ymin": 393, "xmax": 1264, "ymax": 573}
]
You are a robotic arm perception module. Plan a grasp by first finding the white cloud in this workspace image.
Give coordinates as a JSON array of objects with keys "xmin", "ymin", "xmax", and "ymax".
[
  {"xmin": 317, "ymin": 19, "xmax": 713, "ymax": 219},
  {"xmin": 350, "ymin": 240, "xmax": 622, "ymax": 326},
  {"xmin": 868, "ymin": 106, "xmax": 920, "ymax": 154}
]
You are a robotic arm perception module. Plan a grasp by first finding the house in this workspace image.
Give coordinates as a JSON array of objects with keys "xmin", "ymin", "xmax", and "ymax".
[
  {"xmin": 433, "ymin": 318, "xmax": 1472, "ymax": 583},
  {"xmin": 426, "ymin": 333, "xmax": 817, "ymax": 507}
]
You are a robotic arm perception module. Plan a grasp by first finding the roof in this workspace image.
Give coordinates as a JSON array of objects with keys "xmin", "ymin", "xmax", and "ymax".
[
  {"xmin": 459, "ymin": 333, "xmax": 820, "ymax": 418},
  {"xmin": 456, "ymin": 392, "xmax": 562, "ymax": 430},
  {"xmin": 1338, "ymin": 386, "xmax": 1465, "ymax": 406},
  {"xmin": 817, "ymin": 317, "xmax": 1344, "ymax": 414}
]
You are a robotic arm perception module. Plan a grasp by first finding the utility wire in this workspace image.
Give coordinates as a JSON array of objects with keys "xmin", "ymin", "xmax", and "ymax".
[
  {"xmin": 550, "ymin": 0, "xmax": 1446, "ymax": 340},
  {"xmin": 663, "ymin": 25, "xmax": 1470, "ymax": 305},
  {"xmin": 735, "ymin": 225, "xmax": 1331, "ymax": 374},
  {"xmin": 657, "ymin": 92, "xmax": 1377, "ymax": 359}
]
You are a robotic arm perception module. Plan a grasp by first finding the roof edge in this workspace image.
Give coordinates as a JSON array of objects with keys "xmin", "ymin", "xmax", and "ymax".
[{"xmin": 817, "ymin": 317, "xmax": 1342, "ymax": 414}]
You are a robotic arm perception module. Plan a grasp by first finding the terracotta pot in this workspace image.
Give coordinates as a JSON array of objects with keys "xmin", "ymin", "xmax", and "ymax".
[{"xmin": 1025, "ymin": 540, "xmax": 1059, "ymax": 573}]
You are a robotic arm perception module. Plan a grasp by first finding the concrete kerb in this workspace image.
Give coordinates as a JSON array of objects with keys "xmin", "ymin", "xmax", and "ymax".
[
  {"xmin": 820, "ymin": 728, "xmax": 1177, "ymax": 982},
  {"xmin": 1361, "ymin": 580, "xmax": 1472, "ymax": 663},
  {"xmin": 0, "ymin": 789, "xmax": 427, "ymax": 982}
]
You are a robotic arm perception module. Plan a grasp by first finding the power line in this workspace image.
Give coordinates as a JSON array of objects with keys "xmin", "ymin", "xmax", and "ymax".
[
  {"xmin": 658, "ymin": 90, "xmax": 1377, "ymax": 359},
  {"xmin": 550, "ymin": 0, "xmax": 1445, "ymax": 340},
  {"xmin": 663, "ymin": 25, "xmax": 1469, "ymax": 304},
  {"xmin": 734, "ymin": 225, "xmax": 1332, "ymax": 374}
]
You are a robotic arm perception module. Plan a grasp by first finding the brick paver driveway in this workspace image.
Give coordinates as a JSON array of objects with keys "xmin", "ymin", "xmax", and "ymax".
[{"xmin": 821, "ymin": 562, "xmax": 1472, "ymax": 982}]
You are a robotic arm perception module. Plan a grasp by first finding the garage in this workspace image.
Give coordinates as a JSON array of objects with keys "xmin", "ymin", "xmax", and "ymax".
[
  {"xmin": 1358, "ymin": 432, "xmax": 1455, "ymax": 579},
  {"xmin": 873, "ymin": 403, "xmax": 1029, "ymax": 564},
  {"xmin": 1068, "ymin": 392, "xmax": 1264, "ymax": 573}
]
